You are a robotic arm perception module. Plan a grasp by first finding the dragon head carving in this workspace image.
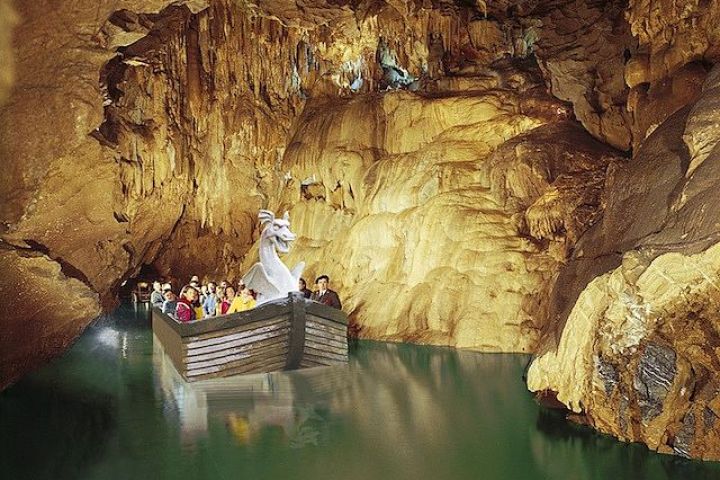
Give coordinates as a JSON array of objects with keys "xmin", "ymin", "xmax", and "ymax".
[{"xmin": 259, "ymin": 210, "xmax": 296, "ymax": 254}]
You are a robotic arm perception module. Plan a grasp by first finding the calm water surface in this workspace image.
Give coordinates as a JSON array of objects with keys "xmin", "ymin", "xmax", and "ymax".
[{"xmin": 1, "ymin": 304, "xmax": 719, "ymax": 480}]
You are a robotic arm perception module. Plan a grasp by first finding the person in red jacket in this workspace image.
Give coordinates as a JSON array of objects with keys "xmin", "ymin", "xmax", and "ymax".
[{"xmin": 176, "ymin": 285, "xmax": 200, "ymax": 322}]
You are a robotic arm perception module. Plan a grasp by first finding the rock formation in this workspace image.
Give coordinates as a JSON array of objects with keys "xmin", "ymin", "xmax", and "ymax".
[
  {"xmin": 528, "ymin": 58, "xmax": 720, "ymax": 460},
  {"xmin": 2, "ymin": 0, "xmax": 720, "ymax": 462}
]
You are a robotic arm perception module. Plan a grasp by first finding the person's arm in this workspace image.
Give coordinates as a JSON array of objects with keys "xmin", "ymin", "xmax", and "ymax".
[{"xmin": 332, "ymin": 292, "xmax": 342, "ymax": 310}]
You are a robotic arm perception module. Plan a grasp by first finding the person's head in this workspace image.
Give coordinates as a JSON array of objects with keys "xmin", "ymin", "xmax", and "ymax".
[
  {"xmin": 225, "ymin": 285, "xmax": 236, "ymax": 300},
  {"xmin": 208, "ymin": 282, "xmax": 216, "ymax": 293},
  {"xmin": 164, "ymin": 290, "xmax": 177, "ymax": 301},
  {"xmin": 299, "ymin": 278, "xmax": 307, "ymax": 290},
  {"xmin": 315, "ymin": 275, "xmax": 329, "ymax": 291},
  {"xmin": 215, "ymin": 288, "xmax": 226, "ymax": 300},
  {"xmin": 153, "ymin": 281, "xmax": 162, "ymax": 292},
  {"xmin": 179, "ymin": 285, "xmax": 199, "ymax": 303},
  {"xmin": 237, "ymin": 279, "xmax": 246, "ymax": 291},
  {"xmin": 220, "ymin": 280, "xmax": 228, "ymax": 290},
  {"xmin": 240, "ymin": 286, "xmax": 253, "ymax": 299}
]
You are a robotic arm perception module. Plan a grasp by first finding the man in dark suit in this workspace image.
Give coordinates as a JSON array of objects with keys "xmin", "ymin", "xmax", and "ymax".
[{"xmin": 311, "ymin": 275, "xmax": 342, "ymax": 310}]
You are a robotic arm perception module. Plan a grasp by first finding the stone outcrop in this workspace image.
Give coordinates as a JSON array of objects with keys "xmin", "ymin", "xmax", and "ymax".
[
  {"xmin": 0, "ymin": 0, "xmax": 17, "ymax": 104},
  {"xmin": 0, "ymin": 0, "xmax": 210, "ymax": 388},
  {"xmin": 261, "ymin": 91, "xmax": 618, "ymax": 350},
  {"xmin": 528, "ymin": 64, "xmax": 720, "ymax": 460}
]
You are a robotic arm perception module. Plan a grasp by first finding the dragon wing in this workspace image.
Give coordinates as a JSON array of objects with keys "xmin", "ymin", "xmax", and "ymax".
[
  {"xmin": 290, "ymin": 261, "xmax": 305, "ymax": 283},
  {"xmin": 243, "ymin": 263, "xmax": 281, "ymax": 302}
]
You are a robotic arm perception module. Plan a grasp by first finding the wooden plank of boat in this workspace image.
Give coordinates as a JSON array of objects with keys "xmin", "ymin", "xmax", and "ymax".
[
  {"xmin": 304, "ymin": 328, "xmax": 347, "ymax": 348},
  {"xmin": 152, "ymin": 292, "xmax": 349, "ymax": 381},
  {"xmin": 187, "ymin": 351, "xmax": 290, "ymax": 379},
  {"xmin": 184, "ymin": 322, "xmax": 290, "ymax": 355}
]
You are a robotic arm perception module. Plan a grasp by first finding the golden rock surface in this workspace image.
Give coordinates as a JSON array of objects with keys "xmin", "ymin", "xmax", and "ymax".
[
  {"xmin": 258, "ymin": 92, "xmax": 617, "ymax": 350},
  {"xmin": 528, "ymin": 244, "xmax": 720, "ymax": 460},
  {"xmin": 529, "ymin": 63, "xmax": 720, "ymax": 459}
]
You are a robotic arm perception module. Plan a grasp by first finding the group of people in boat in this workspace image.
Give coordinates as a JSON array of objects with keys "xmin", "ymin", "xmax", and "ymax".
[{"xmin": 149, "ymin": 274, "xmax": 342, "ymax": 323}]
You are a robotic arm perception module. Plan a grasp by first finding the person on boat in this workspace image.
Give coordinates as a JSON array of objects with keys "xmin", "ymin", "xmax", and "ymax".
[
  {"xmin": 298, "ymin": 278, "xmax": 312, "ymax": 299},
  {"xmin": 203, "ymin": 282, "xmax": 217, "ymax": 317},
  {"xmin": 311, "ymin": 275, "xmax": 342, "ymax": 309},
  {"xmin": 150, "ymin": 281, "xmax": 164, "ymax": 308},
  {"xmin": 176, "ymin": 285, "xmax": 200, "ymax": 322},
  {"xmin": 227, "ymin": 286, "xmax": 256, "ymax": 313},
  {"xmin": 161, "ymin": 289, "xmax": 178, "ymax": 315},
  {"xmin": 199, "ymin": 284, "xmax": 209, "ymax": 305},
  {"xmin": 214, "ymin": 287, "xmax": 226, "ymax": 316},
  {"xmin": 220, "ymin": 286, "xmax": 236, "ymax": 315}
]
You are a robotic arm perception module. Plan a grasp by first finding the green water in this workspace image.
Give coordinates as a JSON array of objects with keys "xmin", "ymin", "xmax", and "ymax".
[{"xmin": 1, "ymin": 305, "xmax": 719, "ymax": 480}]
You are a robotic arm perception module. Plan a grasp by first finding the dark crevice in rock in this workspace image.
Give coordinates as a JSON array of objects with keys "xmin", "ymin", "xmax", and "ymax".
[{"xmin": 21, "ymin": 239, "xmax": 95, "ymax": 290}]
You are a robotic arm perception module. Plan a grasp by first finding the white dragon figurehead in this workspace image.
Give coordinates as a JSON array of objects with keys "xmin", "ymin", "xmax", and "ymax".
[
  {"xmin": 259, "ymin": 210, "xmax": 296, "ymax": 254},
  {"xmin": 243, "ymin": 210, "xmax": 305, "ymax": 304}
]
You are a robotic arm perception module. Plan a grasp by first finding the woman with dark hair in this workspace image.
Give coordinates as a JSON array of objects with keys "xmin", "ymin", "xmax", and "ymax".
[
  {"xmin": 176, "ymin": 285, "xmax": 199, "ymax": 323},
  {"xmin": 298, "ymin": 278, "xmax": 312, "ymax": 298},
  {"xmin": 220, "ymin": 285, "xmax": 236, "ymax": 315}
]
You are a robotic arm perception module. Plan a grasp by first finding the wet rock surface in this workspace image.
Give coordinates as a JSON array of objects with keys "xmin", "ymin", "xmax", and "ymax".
[{"xmin": 634, "ymin": 343, "xmax": 676, "ymax": 422}]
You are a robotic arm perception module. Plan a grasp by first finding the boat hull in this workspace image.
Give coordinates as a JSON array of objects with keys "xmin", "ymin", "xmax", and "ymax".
[{"xmin": 152, "ymin": 293, "xmax": 348, "ymax": 381}]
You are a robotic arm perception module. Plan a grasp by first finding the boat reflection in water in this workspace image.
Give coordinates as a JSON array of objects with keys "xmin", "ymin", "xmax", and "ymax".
[{"xmin": 152, "ymin": 336, "xmax": 349, "ymax": 449}]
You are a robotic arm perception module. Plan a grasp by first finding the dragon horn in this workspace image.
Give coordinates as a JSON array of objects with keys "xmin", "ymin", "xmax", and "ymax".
[{"xmin": 258, "ymin": 210, "xmax": 275, "ymax": 226}]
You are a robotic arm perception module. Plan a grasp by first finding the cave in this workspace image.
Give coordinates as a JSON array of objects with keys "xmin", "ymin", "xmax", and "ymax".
[{"xmin": 2, "ymin": 0, "xmax": 720, "ymax": 474}]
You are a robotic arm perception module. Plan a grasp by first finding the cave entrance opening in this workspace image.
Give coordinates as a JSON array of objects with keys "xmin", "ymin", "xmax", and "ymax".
[{"xmin": 119, "ymin": 263, "xmax": 162, "ymax": 304}]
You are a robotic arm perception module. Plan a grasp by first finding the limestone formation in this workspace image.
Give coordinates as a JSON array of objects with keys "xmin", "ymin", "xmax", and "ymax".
[
  {"xmin": 258, "ymin": 90, "xmax": 619, "ymax": 351},
  {"xmin": 528, "ymin": 63, "xmax": 720, "ymax": 459}
]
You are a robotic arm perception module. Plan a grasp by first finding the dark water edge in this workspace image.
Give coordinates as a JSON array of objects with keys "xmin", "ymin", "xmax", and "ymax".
[{"xmin": 1, "ymin": 304, "xmax": 719, "ymax": 480}]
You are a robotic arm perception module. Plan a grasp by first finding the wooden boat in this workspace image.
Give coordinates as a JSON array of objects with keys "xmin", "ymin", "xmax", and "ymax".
[{"xmin": 152, "ymin": 292, "xmax": 349, "ymax": 382}]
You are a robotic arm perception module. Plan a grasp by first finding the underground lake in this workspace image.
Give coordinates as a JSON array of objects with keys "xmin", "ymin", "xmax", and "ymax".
[{"xmin": 2, "ymin": 304, "xmax": 719, "ymax": 480}]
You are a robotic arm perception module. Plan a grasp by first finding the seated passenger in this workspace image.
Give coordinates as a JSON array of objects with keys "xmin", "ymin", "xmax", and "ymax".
[
  {"xmin": 203, "ymin": 282, "xmax": 217, "ymax": 317},
  {"xmin": 310, "ymin": 275, "xmax": 342, "ymax": 309},
  {"xmin": 298, "ymin": 278, "xmax": 312, "ymax": 299},
  {"xmin": 176, "ymin": 285, "xmax": 200, "ymax": 322},
  {"xmin": 161, "ymin": 290, "xmax": 178, "ymax": 315},
  {"xmin": 227, "ymin": 287, "xmax": 256, "ymax": 313},
  {"xmin": 214, "ymin": 288, "xmax": 226, "ymax": 316},
  {"xmin": 220, "ymin": 286, "xmax": 236, "ymax": 315},
  {"xmin": 199, "ymin": 284, "xmax": 209, "ymax": 305},
  {"xmin": 150, "ymin": 281, "xmax": 164, "ymax": 308}
]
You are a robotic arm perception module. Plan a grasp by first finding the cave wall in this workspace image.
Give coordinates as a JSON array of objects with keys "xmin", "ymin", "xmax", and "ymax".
[
  {"xmin": 260, "ymin": 91, "xmax": 618, "ymax": 350},
  {"xmin": 527, "ymin": 0, "xmax": 720, "ymax": 461}
]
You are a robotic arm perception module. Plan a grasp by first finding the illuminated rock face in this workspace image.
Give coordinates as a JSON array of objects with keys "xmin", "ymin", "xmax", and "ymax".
[
  {"xmin": 528, "ymin": 67, "xmax": 720, "ymax": 460},
  {"xmin": 265, "ymin": 92, "xmax": 618, "ymax": 350}
]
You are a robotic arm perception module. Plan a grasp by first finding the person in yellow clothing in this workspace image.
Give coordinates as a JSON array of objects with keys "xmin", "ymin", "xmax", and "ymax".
[{"xmin": 227, "ymin": 286, "xmax": 256, "ymax": 313}]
